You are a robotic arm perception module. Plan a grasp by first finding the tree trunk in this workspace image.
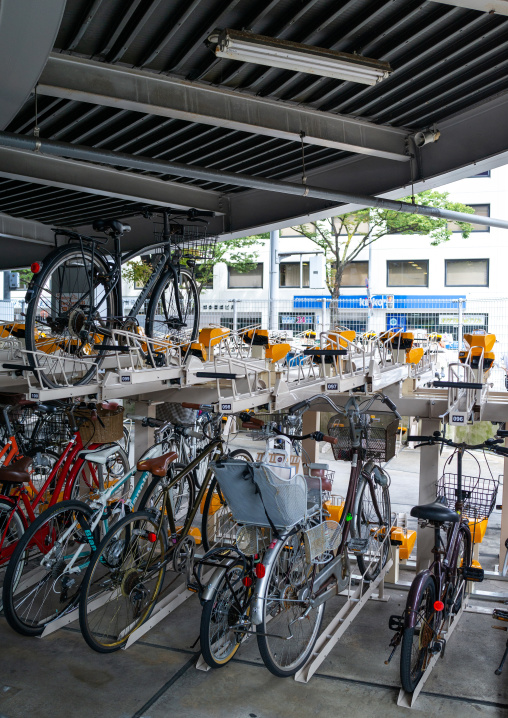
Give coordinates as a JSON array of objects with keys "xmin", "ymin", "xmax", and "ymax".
[{"xmin": 330, "ymin": 266, "xmax": 343, "ymax": 329}]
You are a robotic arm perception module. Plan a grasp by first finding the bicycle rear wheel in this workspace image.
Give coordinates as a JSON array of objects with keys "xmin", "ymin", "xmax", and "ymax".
[
  {"xmin": 200, "ymin": 559, "xmax": 251, "ymax": 668},
  {"xmin": 354, "ymin": 472, "xmax": 391, "ymax": 582},
  {"xmin": 257, "ymin": 531, "xmax": 324, "ymax": 677},
  {"xmin": 79, "ymin": 510, "xmax": 167, "ymax": 652},
  {"xmin": 25, "ymin": 245, "xmax": 116, "ymax": 388},
  {"xmin": 2, "ymin": 500, "xmax": 98, "ymax": 636},
  {"xmin": 0, "ymin": 501, "xmax": 25, "ymax": 612},
  {"xmin": 145, "ymin": 267, "xmax": 199, "ymax": 347},
  {"xmin": 400, "ymin": 575, "xmax": 437, "ymax": 693}
]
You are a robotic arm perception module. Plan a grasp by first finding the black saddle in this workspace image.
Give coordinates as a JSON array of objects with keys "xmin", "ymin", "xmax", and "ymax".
[
  {"xmin": 410, "ymin": 501, "xmax": 459, "ymax": 524},
  {"xmin": 93, "ymin": 219, "xmax": 131, "ymax": 235}
]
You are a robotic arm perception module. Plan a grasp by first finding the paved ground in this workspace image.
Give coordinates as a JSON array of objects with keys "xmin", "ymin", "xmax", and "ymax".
[{"xmin": 1, "ymin": 445, "xmax": 507, "ymax": 718}]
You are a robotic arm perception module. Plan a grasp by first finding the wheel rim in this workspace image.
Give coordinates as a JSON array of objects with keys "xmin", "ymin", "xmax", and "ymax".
[
  {"xmin": 0, "ymin": 503, "xmax": 24, "ymax": 609},
  {"xmin": 261, "ymin": 533, "xmax": 323, "ymax": 673},
  {"xmin": 207, "ymin": 565, "xmax": 249, "ymax": 664},
  {"xmin": 410, "ymin": 584, "xmax": 436, "ymax": 682},
  {"xmin": 26, "ymin": 249, "xmax": 115, "ymax": 386},
  {"xmin": 357, "ymin": 481, "xmax": 390, "ymax": 577},
  {"xmin": 148, "ymin": 269, "xmax": 198, "ymax": 344},
  {"xmin": 83, "ymin": 515, "xmax": 165, "ymax": 648}
]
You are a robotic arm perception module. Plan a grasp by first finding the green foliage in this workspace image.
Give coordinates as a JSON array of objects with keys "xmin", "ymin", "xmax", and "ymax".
[
  {"xmin": 195, "ymin": 235, "xmax": 264, "ymax": 290},
  {"xmin": 122, "ymin": 260, "xmax": 153, "ymax": 288},
  {"xmin": 13, "ymin": 269, "xmax": 33, "ymax": 287},
  {"xmin": 292, "ymin": 190, "xmax": 475, "ymax": 297}
]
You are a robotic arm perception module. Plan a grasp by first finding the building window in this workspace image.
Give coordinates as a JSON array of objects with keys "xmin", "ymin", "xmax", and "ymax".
[
  {"xmin": 469, "ymin": 171, "xmax": 490, "ymax": 178},
  {"xmin": 228, "ymin": 263, "xmax": 263, "ymax": 288},
  {"xmin": 340, "ymin": 261, "xmax": 369, "ymax": 287},
  {"xmin": 445, "ymin": 259, "xmax": 489, "ymax": 287},
  {"xmin": 279, "ymin": 261, "xmax": 309, "ymax": 288},
  {"xmin": 387, "ymin": 260, "xmax": 428, "ymax": 287},
  {"xmin": 449, "ymin": 204, "xmax": 490, "ymax": 232}
]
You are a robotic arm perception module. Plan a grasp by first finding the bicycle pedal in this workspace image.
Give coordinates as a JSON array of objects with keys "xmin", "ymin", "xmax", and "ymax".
[
  {"xmin": 348, "ymin": 538, "xmax": 369, "ymax": 554},
  {"xmin": 388, "ymin": 614, "xmax": 404, "ymax": 632},
  {"xmin": 463, "ymin": 566, "xmax": 484, "ymax": 582}
]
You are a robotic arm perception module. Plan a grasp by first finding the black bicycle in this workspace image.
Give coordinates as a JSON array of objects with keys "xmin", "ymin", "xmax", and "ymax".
[{"xmin": 22, "ymin": 208, "xmax": 214, "ymax": 387}]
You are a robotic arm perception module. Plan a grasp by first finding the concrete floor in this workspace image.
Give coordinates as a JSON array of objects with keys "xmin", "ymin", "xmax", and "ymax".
[{"xmin": 1, "ymin": 446, "xmax": 507, "ymax": 718}]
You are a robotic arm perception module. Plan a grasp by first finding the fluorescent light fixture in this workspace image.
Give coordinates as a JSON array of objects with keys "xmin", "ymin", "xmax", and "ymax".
[{"xmin": 210, "ymin": 29, "xmax": 392, "ymax": 85}]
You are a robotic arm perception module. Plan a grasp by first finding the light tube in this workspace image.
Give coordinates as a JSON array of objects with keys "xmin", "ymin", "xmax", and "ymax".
[{"xmin": 211, "ymin": 29, "xmax": 392, "ymax": 85}]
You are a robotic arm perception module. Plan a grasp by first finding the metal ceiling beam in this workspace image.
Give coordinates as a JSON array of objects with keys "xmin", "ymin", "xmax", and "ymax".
[
  {"xmin": 429, "ymin": 0, "xmax": 508, "ymax": 15},
  {"xmin": 0, "ymin": 132, "xmax": 506, "ymax": 230},
  {"xmin": 38, "ymin": 54, "xmax": 411, "ymax": 163},
  {"xmin": 0, "ymin": 147, "xmax": 224, "ymax": 213},
  {"xmin": 0, "ymin": 0, "xmax": 66, "ymax": 129}
]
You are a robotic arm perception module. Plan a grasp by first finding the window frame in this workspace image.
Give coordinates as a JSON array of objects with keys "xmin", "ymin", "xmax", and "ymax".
[
  {"xmin": 450, "ymin": 203, "xmax": 490, "ymax": 233},
  {"xmin": 386, "ymin": 259, "xmax": 429, "ymax": 288},
  {"xmin": 227, "ymin": 262, "xmax": 264, "ymax": 289},
  {"xmin": 279, "ymin": 260, "xmax": 310, "ymax": 288},
  {"xmin": 444, "ymin": 258, "xmax": 489, "ymax": 288}
]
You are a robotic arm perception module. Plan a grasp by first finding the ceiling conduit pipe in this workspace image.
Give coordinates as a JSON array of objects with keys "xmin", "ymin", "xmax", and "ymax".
[{"xmin": 0, "ymin": 131, "xmax": 507, "ymax": 230}]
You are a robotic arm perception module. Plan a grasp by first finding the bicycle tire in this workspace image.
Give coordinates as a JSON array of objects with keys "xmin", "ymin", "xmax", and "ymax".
[
  {"xmin": 25, "ymin": 245, "xmax": 116, "ymax": 388},
  {"xmin": 2, "ymin": 499, "xmax": 98, "ymax": 636},
  {"xmin": 400, "ymin": 575, "xmax": 437, "ymax": 693},
  {"xmin": 138, "ymin": 470, "xmax": 195, "ymax": 531},
  {"xmin": 354, "ymin": 472, "xmax": 391, "ymax": 582},
  {"xmin": 201, "ymin": 449, "xmax": 252, "ymax": 552},
  {"xmin": 449, "ymin": 525, "xmax": 471, "ymax": 615},
  {"xmin": 0, "ymin": 499, "xmax": 25, "ymax": 612},
  {"xmin": 257, "ymin": 531, "xmax": 324, "ymax": 677},
  {"xmin": 200, "ymin": 559, "xmax": 250, "ymax": 668},
  {"xmin": 145, "ymin": 267, "xmax": 199, "ymax": 347},
  {"xmin": 79, "ymin": 510, "xmax": 167, "ymax": 653}
]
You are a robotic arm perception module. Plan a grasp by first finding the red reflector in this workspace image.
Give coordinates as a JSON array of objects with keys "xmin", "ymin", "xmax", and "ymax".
[
  {"xmin": 31, "ymin": 262, "xmax": 42, "ymax": 274},
  {"xmin": 242, "ymin": 576, "xmax": 253, "ymax": 587},
  {"xmin": 147, "ymin": 532, "xmax": 157, "ymax": 543},
  {"xmin": 255, "ymin": 564, "xmax": 266, "ymax": 578},
  {"xmin": 434, "ymin": 600, "xmax": 444, "ymax": 612}
]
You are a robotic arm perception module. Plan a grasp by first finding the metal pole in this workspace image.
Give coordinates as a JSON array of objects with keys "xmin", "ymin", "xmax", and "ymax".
[
  {"xmin": 232, "ymin": 298, "xmax": 238, "ymax": 332},
  {"xmin": 3, "ymin": 271, "xmax": 10, "ymax": 301},
  {"xmin": 1, "ymin": 132, "xmax": 507, "ymax": 230},
  {"xmin": 458, "ymin": 298, "xmax": 464, "ymax": 350},
  {"xmin": 269, "ymin": 229, "xmax": 279, "ymax": 330}
]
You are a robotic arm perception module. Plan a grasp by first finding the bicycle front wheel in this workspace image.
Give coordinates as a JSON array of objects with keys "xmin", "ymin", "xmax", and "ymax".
[
  {"xmin": 400, "ymin": 575, "xmax": 437, "ymax": 693},
  {"xmin": 79, "ymin": 510, "xmax": 167, "ymax": 652},
  {"xmin": 25, "ymin": 245, "xmax": 116, "ymax": 388},
  {"xmin": 354, "ymin": 472, "xmax": 391, "ymax": 582},
  {"xmin": 257, "ymin": 532, "xmax": 324, "ymax": 677},
  {"xmin": 2, "ymin": 499, "xmax": 98, "ymax": 636},
  {"xmin": 0, "ymin": 501, "xmax": 25, "ymax": 612},
  {"xmin": 145, "ymin": 267, "xmax": 199, "ymax": 346}
]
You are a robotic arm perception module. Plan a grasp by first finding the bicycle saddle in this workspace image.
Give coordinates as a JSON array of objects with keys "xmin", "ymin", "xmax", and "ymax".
[
  {"xmin": 0, "ymin": 456, "xmax": 33, "ymax": 484},
  {"xmin": 92, "ymin": 219, "xmax": 131, "ymax": 235},
  {"xmin": 137, "ymin": 451, "xmax": 178, "ymax": 477},
  {"xmin": 410, "ymin": 501, "xmax": 459, "ymax": 524},
  {"xmin": 36, "ymin": 403, "xmax": 60, "ymax": 415}
]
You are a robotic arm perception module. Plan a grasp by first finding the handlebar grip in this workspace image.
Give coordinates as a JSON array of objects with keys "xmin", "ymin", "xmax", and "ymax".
[
  {"xmin": 407, "ymin": 435, "xmax": 435, "ymax": 442},
  {"xmin": 290, "ymin": 400, "xmax": 309, "ymax": 414},
  {"xmin": 181, "ymin": 402, "xmax": 201, "ymax": 410},
  {"xmin": 497, "ymin": 430, "xmax": 508, "ymax": 437},
  {"xmin": 323, "ymin": 434, "xmax": 338, "ymax": 445}
]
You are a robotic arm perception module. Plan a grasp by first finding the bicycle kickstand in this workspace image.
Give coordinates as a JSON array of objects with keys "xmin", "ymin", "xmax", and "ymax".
[{"xmin": 495, "ymin": 639, "xmax": 508, "ymax": 675}]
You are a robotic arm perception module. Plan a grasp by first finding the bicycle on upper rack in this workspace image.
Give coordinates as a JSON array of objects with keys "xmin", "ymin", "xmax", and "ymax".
[
  {"xmin": 77, "ymin": 405, "xmax": 253, "ymax": 652},
  {"xmin": 1, "ymin": 414, "xmax": 174, "ymax": 637},
  {"xmin": 492, "ymin": 606, "xmax": 508, "ymax": 675},
  {"xmin": 193, "ymin": 392, "xmax": 399, "ymax": 676},
  {"xmin": 20, "ymin": 207, "xmax": 215, "ymax": 388},
  {"xmin": 387, "ymin": 430, "xmax": 504, "ymax": 694},
  {"xmin": 0, "ymin": 399, "xmax": 128, "ymax": 612}
]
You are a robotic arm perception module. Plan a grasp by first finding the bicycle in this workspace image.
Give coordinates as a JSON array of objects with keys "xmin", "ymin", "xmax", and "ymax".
[
  {"xmin": 195, "ymin": 392, "xmax": 398, "ymax": 676},
  {"xmin": 387, "ymin": 430, "xmax": 503, "ymax": 693},
  {"xmin": 77, "ymin": 405, "xmax": 252, "ymax": 652},
  {"xmin": 493, "ymin": 607, "xmax": 508, "ymax": 675},
  {"xmin": 1, "ymin": 415, "xmax": 173, "ymax": 636},
  {"xmin": 22, "ymin": 208, "xmax": 215, "ymax": 388},
  {"xmin": 0, "ymin": 400, "xmax": 128, "ymax": 609}
]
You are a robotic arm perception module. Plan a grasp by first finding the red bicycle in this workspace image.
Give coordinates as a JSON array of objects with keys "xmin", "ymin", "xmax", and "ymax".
[{"xmin": 0, "ymin": 399, "xmax": 128, "ymax": 602}]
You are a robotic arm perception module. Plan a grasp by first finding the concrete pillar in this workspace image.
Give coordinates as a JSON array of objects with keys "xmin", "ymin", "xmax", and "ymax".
[
  {"xmin": 416, "ymin": 418, "xmax": 440, "ymax": 571},
  {"xmin": 269, "ymin": 230, "xmax": 279, "ymax": 330},
  {"xmin": 302, "ymin": 410, "xmax": 320, "ymax": 464}
]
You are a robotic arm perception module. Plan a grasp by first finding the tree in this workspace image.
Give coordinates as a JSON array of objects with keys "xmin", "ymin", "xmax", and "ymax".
[
  {"xmin": 291, "ymin": 190, "xmax": 476, "ymax": 300},
  {"xmin": 122, "ymin": 235, "xmax": 266, "ymax": 292}
]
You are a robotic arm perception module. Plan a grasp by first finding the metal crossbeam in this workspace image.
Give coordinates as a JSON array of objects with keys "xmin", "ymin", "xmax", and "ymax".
[{"xmin": 38, "ymin": 54, "xmax": 411, "ymax": 163}]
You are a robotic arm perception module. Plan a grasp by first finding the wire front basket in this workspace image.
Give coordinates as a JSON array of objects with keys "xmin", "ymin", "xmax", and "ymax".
[
  {"xmin": 154, "ymin": 223, "xmax": 218, "ymax": 269},
  {"xmin": 8, "ymin": 405, "xmax": 71, "ymax": 450},
  {"xmin": 327, "ymin": 412, "xmax": 398, "ymax": 463},
  {"xmin": 437, "ymin": 473, "xmax": 499, "ymax": 520}
]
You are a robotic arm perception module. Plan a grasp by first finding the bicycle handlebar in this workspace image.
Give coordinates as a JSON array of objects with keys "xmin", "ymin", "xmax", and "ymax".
[
  {"xmin": 289, "ymin": 392, "xmax": 402, "ymax": 420},
  {"xmin": 407, "ymin": 433, "xmax": 508, "ymax": 453}
]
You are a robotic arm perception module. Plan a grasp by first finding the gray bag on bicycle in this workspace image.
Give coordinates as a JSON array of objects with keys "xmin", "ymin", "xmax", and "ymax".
[{"xmin": 210, "ymin": 460, "xmax": 308, "ymax": 530}]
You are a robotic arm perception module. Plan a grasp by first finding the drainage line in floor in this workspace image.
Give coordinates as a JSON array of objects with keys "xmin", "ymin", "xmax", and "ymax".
[{"xmin": 131, "ymin": 653, "xmax": 200, "ymax": 718}]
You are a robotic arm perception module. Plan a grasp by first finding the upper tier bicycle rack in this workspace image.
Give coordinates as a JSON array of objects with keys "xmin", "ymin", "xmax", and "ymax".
[{"xmin": 0, "ymin": 326, "xmax": 437, "ymax": 409}]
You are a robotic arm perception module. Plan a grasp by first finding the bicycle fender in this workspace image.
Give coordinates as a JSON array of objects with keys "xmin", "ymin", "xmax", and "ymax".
[
  {"xmin": 251, "ymin": 538, "xmax": 283, "ymax": 626},
  {"xmin": 404, "ymin": 569, "xmax": 434, "ymax": 629},
  {"xmin": 200, "ymin": 565, "xmax": 230, "ymax": 602}
]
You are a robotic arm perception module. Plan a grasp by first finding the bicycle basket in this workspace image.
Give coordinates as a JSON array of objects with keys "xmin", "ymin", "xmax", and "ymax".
[
  {"xmin": 210, "ymin": 459, "xmax": 308, "ymax": 530},
  {"xmin": 437, "ymin": 473, "xmax": 499, "ymax": 520},
  {"xmin": 77, "ymin": 405, "xmax": 124, "ymax": 445},
  {"xmin": 9, "ymin": 405, "xmax": 71, "ymax": 449},
  {"xmin": 327, "ymin": 412, "xmax": 398, "ymax": 463},
  {"xmin": 154, "ymin": 223, "xmax": 218, "ymax": 271},
  {"xmin": 303, "ymin": 520, "xmax": 342, "ymax": 564}
]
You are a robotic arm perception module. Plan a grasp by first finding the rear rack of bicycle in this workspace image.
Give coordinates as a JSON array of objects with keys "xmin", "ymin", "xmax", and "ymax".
[{"xmin": 0, "ymin": 323, "xmax": 436, "ymax": 408}]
